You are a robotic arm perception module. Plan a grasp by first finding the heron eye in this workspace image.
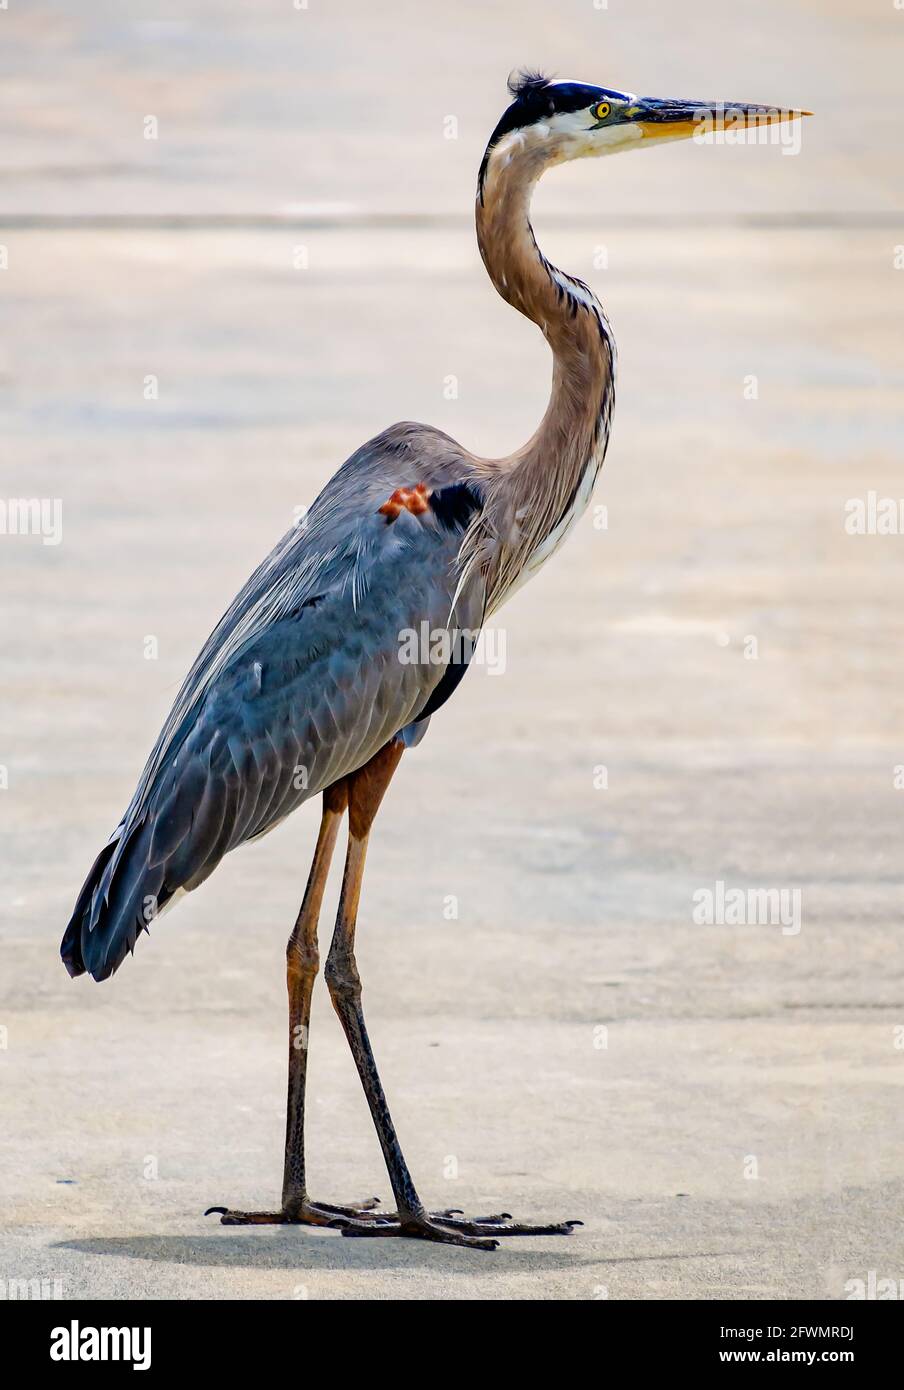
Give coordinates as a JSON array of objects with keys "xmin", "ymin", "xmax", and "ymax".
[{"xmin": 594, "ymin": 101, "xmax": 611, "ymax": 120}]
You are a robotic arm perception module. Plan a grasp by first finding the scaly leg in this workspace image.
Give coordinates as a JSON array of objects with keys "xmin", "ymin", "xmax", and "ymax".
[
  {"xmin": 325, "ymin": 740, "xmax": 580, "ymax": 1249},
  {"xmin": 207, "ymin": 782, "xmax": 384, "ymax": 1227}
]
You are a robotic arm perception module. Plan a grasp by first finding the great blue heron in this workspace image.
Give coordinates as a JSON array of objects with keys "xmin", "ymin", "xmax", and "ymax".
[{"xmin": 62, "ymin": 72, "xmax": 806, "ymax": 1249}]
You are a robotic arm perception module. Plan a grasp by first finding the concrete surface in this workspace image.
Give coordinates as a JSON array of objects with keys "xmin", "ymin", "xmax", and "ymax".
[{"xmin": 1, "ymin": 1, "xmax": 903, "ymax": 1300}]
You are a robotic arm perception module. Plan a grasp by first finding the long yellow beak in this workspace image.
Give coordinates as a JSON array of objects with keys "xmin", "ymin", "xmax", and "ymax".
[{"xmin": 627, "ymin": 98, "xmax": 811, "ymax": 145}]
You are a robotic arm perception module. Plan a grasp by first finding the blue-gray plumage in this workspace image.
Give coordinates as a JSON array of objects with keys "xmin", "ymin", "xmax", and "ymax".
[
  {"xmin": 62, "ymin": 423, "xmax": 484, "ymax": 981},
  {"xmin": 62, "ymin": 71, "xmax": 806, "ymax": 1248}
]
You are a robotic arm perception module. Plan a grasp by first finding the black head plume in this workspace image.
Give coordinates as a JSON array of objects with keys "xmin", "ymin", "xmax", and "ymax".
[{"xmin": 507, "ymin": 69, "xmax": 554, "ymax": 103}]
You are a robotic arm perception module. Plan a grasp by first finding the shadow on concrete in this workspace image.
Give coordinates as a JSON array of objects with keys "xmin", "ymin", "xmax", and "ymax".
[{"xmin": 56, "ymin": 1233, "xmax": 744, "ymax": 1274}]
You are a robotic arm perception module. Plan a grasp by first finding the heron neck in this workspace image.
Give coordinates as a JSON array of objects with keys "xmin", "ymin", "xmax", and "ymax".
[{"xmin": 473, "ymin": 145, "xmax": 616, "ymax": 610}]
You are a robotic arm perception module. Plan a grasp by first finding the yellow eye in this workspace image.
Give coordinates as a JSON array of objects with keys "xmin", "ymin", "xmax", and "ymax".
[{"xmin": 594, "ymin": 101, "xmax": 611, "ymax": 121}]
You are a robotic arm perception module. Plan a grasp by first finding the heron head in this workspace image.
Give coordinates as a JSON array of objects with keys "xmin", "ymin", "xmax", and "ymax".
[{"xmin": 478, "ymin": 71, "xmax": 810, "ymax": 198}]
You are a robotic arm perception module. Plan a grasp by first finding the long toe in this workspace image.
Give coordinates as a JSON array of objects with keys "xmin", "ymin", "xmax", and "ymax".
[
  {"xmin": 431, "ymin": 1212, "xmax": 582, "ymax": 1237},
  {"xmin": 340, "ymin": 1215, "xmax": 499, "ymax": 1250},
  {"xmin": 205, "ymin": 1207, "xmax": 292, "ymax": 1226},
  {"xmin": 431, "ymin": 1208, "xmax": 512, "ymax": 1224},
  {"xmin": 306, "ymin": 1197, "xmax": 384, "ymax": 1221}
]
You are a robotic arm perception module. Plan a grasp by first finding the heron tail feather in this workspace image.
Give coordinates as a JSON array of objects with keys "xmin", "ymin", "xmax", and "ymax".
[{"xmin": 60, "ymin": 819, "xmax": 172, "ymax": 982}]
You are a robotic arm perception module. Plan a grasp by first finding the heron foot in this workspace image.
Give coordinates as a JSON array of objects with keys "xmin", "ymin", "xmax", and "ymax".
[
  {"xmin": 204, "ymin": 1196, "xmax": 384, "ymax": 1227},
  {"xmin": 337, "ymin": 1207, "xmax": 582, "ymax": 1249},
  {"xmin": 426, "ymin": 1208, "xmax": 582, "ymax": 1237}
]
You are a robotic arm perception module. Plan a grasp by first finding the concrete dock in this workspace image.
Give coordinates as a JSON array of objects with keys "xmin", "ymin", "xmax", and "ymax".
[{"xmin": 1, "ymin": 0, "xmax": 902, "ymax": 1299}]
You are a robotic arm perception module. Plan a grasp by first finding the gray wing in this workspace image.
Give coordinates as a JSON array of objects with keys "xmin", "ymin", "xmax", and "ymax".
[{"xmin": 62, "ymin": 422, "xmax": 485, "ymax": 980}]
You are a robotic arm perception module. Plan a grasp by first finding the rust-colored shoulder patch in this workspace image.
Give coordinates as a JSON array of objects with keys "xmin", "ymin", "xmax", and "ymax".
[{"xmin": 378, "ymin": 482, "xmax": 430, "ymax": 523}]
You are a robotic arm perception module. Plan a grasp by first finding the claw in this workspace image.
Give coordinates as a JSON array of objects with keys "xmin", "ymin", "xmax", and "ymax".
[{"xmin": 204, "ymin": 1206, "xmax": 228, "ymax": 1216}]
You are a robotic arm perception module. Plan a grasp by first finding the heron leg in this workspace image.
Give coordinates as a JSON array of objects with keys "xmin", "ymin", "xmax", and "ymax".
[
  {"xmin": 324, "ymin": 741, "xmax": 579, "ymax": 1249},
  {"xmin": 206, "ymin": 782, "xmax": 384, "ymax": 1228},
  {"xmin": 281, "ymin": 780, "xmax": 350, "ymax": 1213}
]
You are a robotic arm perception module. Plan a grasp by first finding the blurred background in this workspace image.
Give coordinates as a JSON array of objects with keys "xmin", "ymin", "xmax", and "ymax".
[{"xmin": 1, "ymin": 0, "xmax": 903, "ymax": 1300}]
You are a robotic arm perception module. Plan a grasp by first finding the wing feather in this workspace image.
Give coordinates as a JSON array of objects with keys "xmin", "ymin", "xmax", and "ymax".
[{"xmin": 62, "ymin": 423, "xmax": 486, "ymax": 979}]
